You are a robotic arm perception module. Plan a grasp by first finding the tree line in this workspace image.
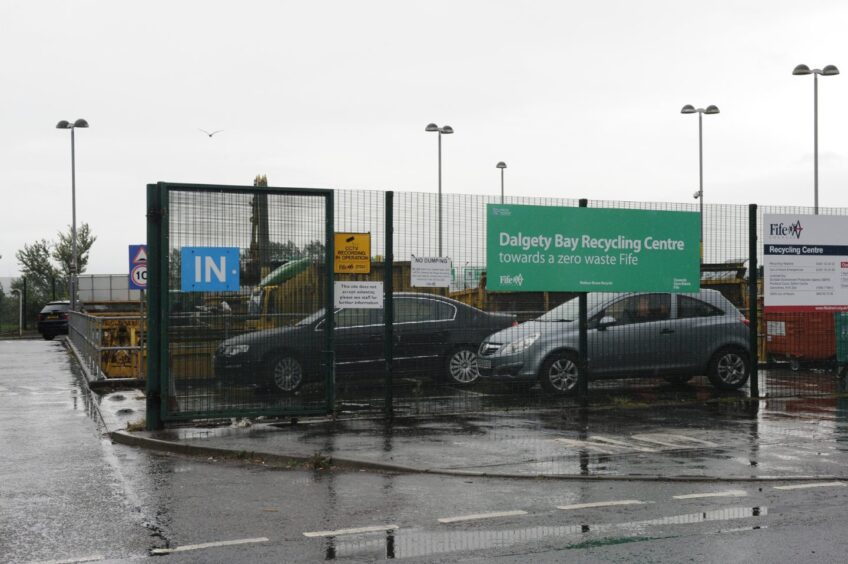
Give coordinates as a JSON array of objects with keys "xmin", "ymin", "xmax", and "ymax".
[{"xmin": 0, "ymin": 224, "xmax": 96, "ymax": 331}]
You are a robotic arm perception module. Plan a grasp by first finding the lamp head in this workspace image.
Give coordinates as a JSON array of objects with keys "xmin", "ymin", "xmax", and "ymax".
[
  {"xmin": 425, "ymin": 123, "xmax": 439, "ymax": 132},
  {"xmin": 496, "ymin": 161, "xmax": 507, "ymax": 169},
  {"xmin": 56, "ymin": 120, "xmax": 71, "ymax": 129},
  {"xmin": 793, "ymin": 64, "xmax": 812, "ymax": 75},
  {"xmin": 822, "ymin": 65, "xmax": 840, "ymax": 76},
  {"xmin": 73, "ymin": 119, "xmax": 89, "ymax": 128},
  {"xmin": 680, "ymin": 105, "xmax": 696, "ymax": 114},
  {"xmin": 705, "ymin": 105, "xmax": 720, "ymax": 114},
  {"xmin": 440, "ymin": 125, "xmax": 454, "ymax": 134}
]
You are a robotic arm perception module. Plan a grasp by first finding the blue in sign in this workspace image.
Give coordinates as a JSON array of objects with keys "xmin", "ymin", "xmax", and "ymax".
[{"xmin": 181, "ymin": 247, "xmax": 240, "ymax": 292}]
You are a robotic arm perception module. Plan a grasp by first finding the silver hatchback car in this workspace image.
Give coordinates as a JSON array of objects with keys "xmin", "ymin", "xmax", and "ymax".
[{"xmin": 477, "ymin": 289, "xmax": 751, "ymax": 395}]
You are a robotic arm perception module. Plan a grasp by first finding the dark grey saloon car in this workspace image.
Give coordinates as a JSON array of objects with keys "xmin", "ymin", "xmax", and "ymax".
[
  {"xmin": 477, "ymin": 289, "xmax": 751, "ymax": 394},
  {"xmin": 214, "ymin": 293, "xmax": 515, "ymax": 392}
]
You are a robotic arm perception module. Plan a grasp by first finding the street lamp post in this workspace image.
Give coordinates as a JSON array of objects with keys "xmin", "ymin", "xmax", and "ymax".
[
  {"xmin": 793, "ymin": 64, "xmax": 839, "ymax": 215},
  {"xmin": 680, "ymin": 104, "xmax": 719, "ymax": 261},
  {"xmin": 496, "ymin": 162, "xmax": 507, "ymax": 204},
  {"xmin": 425, "ymin": 123, "xmax": 454, "ymax": 257},
  {"xmin": 56, "ymin": 118, "xmax": 89, "ymax": 311}
]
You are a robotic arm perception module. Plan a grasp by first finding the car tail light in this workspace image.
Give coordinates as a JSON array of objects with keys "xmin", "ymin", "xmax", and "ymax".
[
  {"xmin": 512, "ymin": 320, "xmax": 518, "ymax": 327},
  {"xmin": 60, "ymin": 313, "xmax": 68, "ymax": 320},
  {"xmin": 741, "ymin": 315, "xmax": 749, "ymax": 327}
]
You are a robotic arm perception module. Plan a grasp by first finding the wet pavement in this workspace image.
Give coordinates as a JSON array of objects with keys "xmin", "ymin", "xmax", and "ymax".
[
  {"xmin": 127, "ymin": 390, "xmax": 848, "ymax": 482},
  {"xmin": 7, "ymin": 337, "xmax": 848, "ymax": 563},
  {"xmin": 0, "ymin": 339, "xmax": 155, "ymax": 562},
  {"xmin": 128, "ymin": 401, "xmax": 846, "ymax": 482}
]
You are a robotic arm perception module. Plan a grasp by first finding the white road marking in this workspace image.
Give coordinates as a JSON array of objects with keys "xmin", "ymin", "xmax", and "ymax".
[
  {"xmin": 773, "ymin": 482, "xmax": 846, "ymax": 491},
  {"xmin": 150, "ymin": 537, "xmax": 269, "ymax": 554},
  {"xmin": 590, "ymin": 435, "xmax": 658, "ymax": 452},
  {"xmin": 556, "ymin": 433, "xmax": 716, "ymax": 455},
  {"xmin": 31, "ymin": 557, "xmax": 104, "ymax": 564},
  {"xmin": 438, "ymin": 510, "xmax": 528, "ymax": 524},
  {"xmin": 631, "ymin": 433, "xmax": 717, "ymax": 448},
  {"xmin": 303, "ymin": 525, "xmax": 399, "ymax": 538},
  {"xmin": 673, "ymin": 490, "xmax": 748, "ymax": 500},
  {"xmin": 557, "ymin": 500, "xmax": 645, "ymax": 511}
]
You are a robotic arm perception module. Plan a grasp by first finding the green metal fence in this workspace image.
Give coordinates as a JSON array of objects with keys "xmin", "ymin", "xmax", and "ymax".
[
  {"xmin": 146, "ymin": 182, "xmax": 335, "ymax": 428},
  {"xmin": 146, "ymin": 183, "xmax": 848, "ymax": 428}
]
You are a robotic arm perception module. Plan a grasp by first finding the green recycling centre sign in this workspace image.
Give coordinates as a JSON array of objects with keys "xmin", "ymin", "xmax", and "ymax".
[{"xmin": 486, "ymin": 204, "xmax": 700, "ymax": 292}]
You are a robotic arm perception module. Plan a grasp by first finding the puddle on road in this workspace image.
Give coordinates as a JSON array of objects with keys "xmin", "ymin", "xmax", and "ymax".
[{"xmin": 318, "ymin": 506, "xmax": 766, "ymax": 560}]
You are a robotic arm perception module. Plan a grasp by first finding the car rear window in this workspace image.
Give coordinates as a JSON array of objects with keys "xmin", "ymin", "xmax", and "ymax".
[
  {"xmin": 40, "ymin": 303, "xmax": 69, "ymax": 314},
  {"xmin": 677, "ymin": 295, "xmax": 724, "ymax": 318}
]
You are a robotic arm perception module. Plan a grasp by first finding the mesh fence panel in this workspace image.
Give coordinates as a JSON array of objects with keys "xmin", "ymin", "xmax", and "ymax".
[
  {"xmin": 757, "ymin": 204, "xmax": 848, "ymax": 398},
  {"xmin": 165, "ymin": 187, "xmax": 330, "ymax": 419},
  {"xmin": 153, "ymin": 185, "xmax": 847, "ymax": 423}
]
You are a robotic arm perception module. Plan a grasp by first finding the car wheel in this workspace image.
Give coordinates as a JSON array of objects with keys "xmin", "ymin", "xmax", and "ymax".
[
  {"xmin": 42, "ymin": 333, "xmax": 55, "ymax": 341},
  {"xmin": 267, "ymin": 353, "xmax": 305, "ymax": 393},
  {"xmin": 707, "ymin": 347, "xmax": 750, "ymax": 390},
  {"xmin": 664, "ymin": 375, "xmax": 693, "ymax": 385},
  {"xmin": 539, "ymin": 352, "xmax": 580, "ymax": 395},
  {"xmin": 444, "ymin": 346, "xmax": 480, "ymax": 386}
]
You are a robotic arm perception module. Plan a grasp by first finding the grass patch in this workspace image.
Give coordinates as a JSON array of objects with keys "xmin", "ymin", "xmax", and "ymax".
[
  {"xmin": 610, "ymin": 396, "xmax": 647, "ymax": 409},
  {"xmin": 307, "ymin": 451, "xmax": 332, "ymax": 471}
]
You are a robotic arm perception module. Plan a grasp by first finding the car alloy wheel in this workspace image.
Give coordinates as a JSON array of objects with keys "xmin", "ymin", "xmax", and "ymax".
[
  {"xmin": 708, "ymin": 348, "xmax": 750, "ymax": 390},
  {"xmin": 540, "ymin": 353, "xmax": 579, "ymax": 395},
  {"xmin": 446, "ymin": 347, "xmax": 480, "ymax": 385},
  {"xmin": 271, "ymin": 355, "xmax": 304, "ymax": 393}
]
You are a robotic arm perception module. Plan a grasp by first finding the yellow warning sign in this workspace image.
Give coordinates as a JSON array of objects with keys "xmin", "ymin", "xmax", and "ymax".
[{"xmin": 334, "ymin": 232, "xmax": 371, "ymax": 274}]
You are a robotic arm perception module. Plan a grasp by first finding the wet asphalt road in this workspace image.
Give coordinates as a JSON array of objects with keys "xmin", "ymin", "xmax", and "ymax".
[{"xmin": 4, "ymin": 339, "xmax": 848, "ymax": 563}]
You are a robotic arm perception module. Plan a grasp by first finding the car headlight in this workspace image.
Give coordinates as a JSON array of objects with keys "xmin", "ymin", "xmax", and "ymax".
[
  {"xmin": 500, "ymin": 333, "xmax": 540, "ymax": 355},
  {"xmin": 220, "ymin": 344, "xmax": 250, "ymax": 357}
]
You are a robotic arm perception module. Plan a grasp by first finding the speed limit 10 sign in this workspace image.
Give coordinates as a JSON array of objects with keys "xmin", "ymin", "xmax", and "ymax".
[{"xmin": 129, "ymin": 244, "xmax": 148, "ymax": 290}]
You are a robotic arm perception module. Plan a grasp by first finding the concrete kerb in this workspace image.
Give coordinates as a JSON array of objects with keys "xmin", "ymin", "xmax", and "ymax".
[{"xmin": 108, "ymin": 428, "xmax": 848, "ymax": 484}]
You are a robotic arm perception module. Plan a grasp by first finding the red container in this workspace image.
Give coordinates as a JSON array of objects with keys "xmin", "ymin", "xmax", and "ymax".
[{"xmin": 765, "ymin": 311, "xmax": 836, "ymax": 362}]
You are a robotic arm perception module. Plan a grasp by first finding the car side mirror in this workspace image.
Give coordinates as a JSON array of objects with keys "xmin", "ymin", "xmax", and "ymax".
[{"xmin": 598, "ymin": 315, "xmax": 617, "ymax": 330}]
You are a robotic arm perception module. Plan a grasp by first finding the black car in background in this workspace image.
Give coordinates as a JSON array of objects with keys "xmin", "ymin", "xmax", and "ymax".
[
  {"xmin": 37, "ymin": 301, "xmax": 70, "ymax": 340},
  {"xmin": 214, "ymin": 293, "xmax": 516, "ymax": 392}
]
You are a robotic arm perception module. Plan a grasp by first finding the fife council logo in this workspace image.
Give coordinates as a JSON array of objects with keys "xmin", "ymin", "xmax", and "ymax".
[
  {"xmin": 499, "ymin": 274, "xmax": 524, "ymax": 287},
  {"xmin": 768, "ymin": 220, "xmax": 803, "ymax": 239}
]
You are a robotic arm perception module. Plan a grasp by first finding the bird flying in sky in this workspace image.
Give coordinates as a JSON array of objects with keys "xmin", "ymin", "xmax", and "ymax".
[{"xmin": 199, "ymin": 129, "xmax": 224, "ymax": 137}]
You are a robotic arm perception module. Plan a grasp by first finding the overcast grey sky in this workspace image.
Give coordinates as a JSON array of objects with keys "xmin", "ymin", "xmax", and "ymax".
[{"xmin": 2, "ymin": 0, "xmax": 848, "ymax": 276}]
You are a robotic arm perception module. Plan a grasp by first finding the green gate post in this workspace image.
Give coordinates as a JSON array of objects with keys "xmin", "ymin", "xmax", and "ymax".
[
  {"xmin": 748, "ymin": 204, "xmax": 759, "ymax": 398},
  {"xmin": 324, "ymin": 189, "xmax": 336, "ymax": 414},
  {"xmin": 384, "ymin": 191, "xmax": 394, "ymax": 419},
  {"xmin": 578, "ymin": 198, "xmax": 589, "ymax": 405},
  {"xmin": 145, "ymin": 183, "xmax": 163, "ymax": 430}
]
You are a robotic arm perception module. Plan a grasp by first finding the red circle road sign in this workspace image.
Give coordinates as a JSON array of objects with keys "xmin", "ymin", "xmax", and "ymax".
[{"xmin": 131, "ymin": 264, "xmax": 147, "ymax": 289}]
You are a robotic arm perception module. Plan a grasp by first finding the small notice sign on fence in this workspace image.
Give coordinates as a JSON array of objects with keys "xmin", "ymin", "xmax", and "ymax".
[
  {"xmin": 411, "ymin": 255, "xmax": 452, "ymax": 288},
  {"xmin": 334, "ymin": 232, "xmax": 371, "ymax": 274},
  {"xmin": 334, "ymin": 281, "xmax": 383, "ymax": 309}
]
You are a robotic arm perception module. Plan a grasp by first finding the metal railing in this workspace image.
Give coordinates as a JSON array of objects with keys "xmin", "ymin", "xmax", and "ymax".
[{"xmin": 69, "ymin": 311, "xmax": 145, "ymax": 380}]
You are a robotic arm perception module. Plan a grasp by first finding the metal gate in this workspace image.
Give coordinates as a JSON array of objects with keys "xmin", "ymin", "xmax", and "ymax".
[{"xmin": 146, "ymin": 182, "xmax": 334, "ymax": 428}]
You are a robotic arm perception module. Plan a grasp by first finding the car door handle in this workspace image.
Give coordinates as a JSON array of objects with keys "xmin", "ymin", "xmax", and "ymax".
[{"xmin": 660, "ymin": 328, "xmax": 675, "ymax": 334}]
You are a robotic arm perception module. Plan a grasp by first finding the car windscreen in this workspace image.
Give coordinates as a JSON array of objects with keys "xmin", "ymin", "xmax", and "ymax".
[{"xmin": 538, "ymin": 298, "xmax": 580, "ymax": 322}]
